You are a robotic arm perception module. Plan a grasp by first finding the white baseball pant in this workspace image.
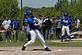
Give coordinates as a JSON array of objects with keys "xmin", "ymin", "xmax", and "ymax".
[
  {"xmin": 61, "ymin": 26, "xmax": 70, "ymax": 36},
  {"xmin": 24, "ymin": 29, "xmax": 47, "ymax": 48}
]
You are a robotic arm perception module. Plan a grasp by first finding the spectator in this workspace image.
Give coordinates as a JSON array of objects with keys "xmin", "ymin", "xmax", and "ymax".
[
  {"xmin": 41, "ymin": 16, "xmax": 46, "ymax": 39},
  {"xmin": 49, "ymin": 16, "xmax": 56, "ymax": 39},
  {"xmin": 11, "ymin": 17, "xmax": 19, "ymax": 41},
  {"xmin": 75, "ymin": 17, "xmax": 80, "ymax": 31},
  {"xmin": 55, "ymin": 16, "xmax": 61, "ymax": 39},
  {"xmin": 43, "ymin": 16, "xmax": 52, "ymax": 39},
  {"xmin": 2, "ymin": 17, "xmax": 11, "ymax": 42},
  {"xmin": 75, "ymin": 17, "xmax": 81, "ymax": 38},
  {"xmin": 38, "ymin": 15, "xmax": 44, "ymax": 32}
]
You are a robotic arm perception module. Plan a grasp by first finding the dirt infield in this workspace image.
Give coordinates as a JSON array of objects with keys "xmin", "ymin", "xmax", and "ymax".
[{"xmin": 0, "ymin": 47, "xmax": 82, "ymax": 55}]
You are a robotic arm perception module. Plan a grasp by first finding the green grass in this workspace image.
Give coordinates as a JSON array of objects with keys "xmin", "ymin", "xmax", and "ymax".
[
  {"xmin": 0, "ymin": 39, "xmax": 82, "ymax": 47},
  {"xmin": 47, "ymin": 40, "xmax": 82, "ymax": 47},
  {"xmin": 0, "ymin": 31, "xmax": 82, "ymax": 47}
]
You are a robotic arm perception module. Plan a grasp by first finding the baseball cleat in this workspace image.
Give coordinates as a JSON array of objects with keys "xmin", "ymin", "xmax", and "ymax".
[
  {"xmin": 21, "ymin": 46, "xmax": 26, "ymax": 51},
  {"xmin": 44, "ymin": 47, "xmax": 51, "ymax": 51}
]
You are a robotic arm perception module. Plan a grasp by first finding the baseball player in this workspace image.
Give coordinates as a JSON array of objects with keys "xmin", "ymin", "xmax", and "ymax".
[
  {"xmin": 21, "ymin": 11, "xmax": 51, "ymax": 51},
  {"xmin": 61, "ymin": 12, "xmax": 72, "ymax": 42}
]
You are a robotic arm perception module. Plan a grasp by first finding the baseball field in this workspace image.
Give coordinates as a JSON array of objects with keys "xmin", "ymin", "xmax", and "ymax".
[
  {"xmin": 0, "ymin": 47, "xmax": 82, "ymax": 55},
  {"xmin": 0, "ymin": 39, "xmax": 82, "ymax": 55}
]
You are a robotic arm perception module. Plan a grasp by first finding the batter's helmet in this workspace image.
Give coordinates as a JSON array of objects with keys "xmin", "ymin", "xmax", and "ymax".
[{"xmin": 26, "ymin": 10, "xmax": 33, "ymax": 17}]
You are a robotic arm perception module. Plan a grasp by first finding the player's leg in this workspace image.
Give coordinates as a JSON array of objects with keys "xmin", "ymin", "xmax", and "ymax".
[
  {"xmin": 35, "ymin": 29, "xmax": 51, "ymax": 51},
  {"xmin": 16, "ymin": 30, "xmax": 18, "ymax": 42},
  {"xmin": 66, "ymin": 26, "xmax": 71, "ymax": 41},
  {"xmin": 5, "ymin": 31, "xmax": 8, "ymax": 42},
  {"xmin": 8, "ymin": 30, "xmax": 11, "ymax": 42},
  {"xmin": 61, "ymin": 26, "xmax": 65, "ymax": 42},
  {"xmin": 27, "ymin": 32, "xmax": 31, "ymax": 41},
  {"xmin": 22, "ymin": 30, "xmax": 36, "ymax": 50}
]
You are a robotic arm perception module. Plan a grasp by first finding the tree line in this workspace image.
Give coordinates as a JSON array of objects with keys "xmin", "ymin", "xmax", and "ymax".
[{"xmin": 0, "ymin": 0, "xmax": 82, "ymax": 22}]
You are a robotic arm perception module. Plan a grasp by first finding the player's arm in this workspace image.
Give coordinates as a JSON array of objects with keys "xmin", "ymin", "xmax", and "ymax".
[
  {"xmin": 60, "ymin": 18, "xmax": 64, "ymax": 26},
  {"xmin": 34, "ymin": 17, "xmax": 41, "ymax": 25},
  {"xmin": 34, "ymin": 17, "xmax": 41, "ymax": 26}
]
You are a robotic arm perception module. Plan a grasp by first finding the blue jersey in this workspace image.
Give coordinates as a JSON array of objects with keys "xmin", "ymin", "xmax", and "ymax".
[
  {"xmin": 27, "ymin": 17, "xmax": 38, "ymax": 30},
  {"xmin": 11, "ymin": 19, "xmax": 19, "ymax": 30},
  {"xmin": 23, "ymin": 17, "xmax": 28, "ymax": 23},
  {"xmin": 23, "ymin": 17, "xmax": 28, "ymax": 26},
  {"xmin": 61, "ymin": 17, "xmax": 72, "ymax": 26}
]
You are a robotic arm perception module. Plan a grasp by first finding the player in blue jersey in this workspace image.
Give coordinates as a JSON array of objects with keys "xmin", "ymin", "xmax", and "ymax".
[
  {"xmin": 21, "ymin": 11, "xmax": 51, "ymax": 51},
  {"xmin": 61, "ymin": 12, "xmax": 72, "ymax": 42}
]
